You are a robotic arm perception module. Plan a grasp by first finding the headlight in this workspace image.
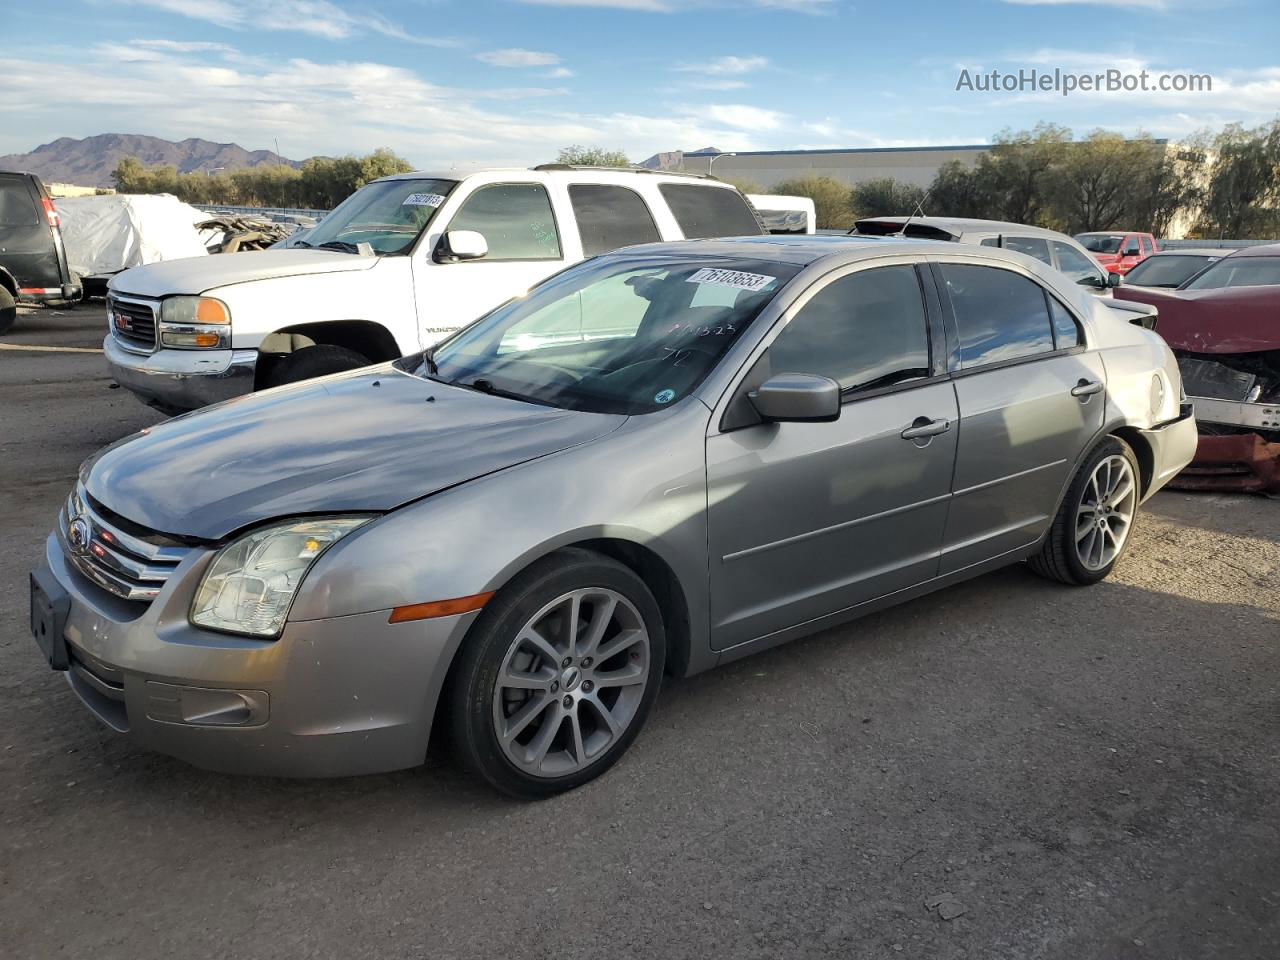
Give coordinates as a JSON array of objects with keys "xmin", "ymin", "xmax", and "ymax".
[
  {"xmin": 160, "ymin": 296, "xmax": 230, "ymax": 349},
  {"xmin": 190, "ymin": 517, "xmax": 371, "ymax": 638}
]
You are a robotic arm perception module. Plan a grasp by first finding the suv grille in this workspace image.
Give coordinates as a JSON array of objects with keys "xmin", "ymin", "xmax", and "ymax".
[
  {"xmin": 109, "ymin": 297, "xmax": 157, "ymax": 352},
  {"xmin": 58, "ymin": 485, "xmax": 192, "ymax": 603}
]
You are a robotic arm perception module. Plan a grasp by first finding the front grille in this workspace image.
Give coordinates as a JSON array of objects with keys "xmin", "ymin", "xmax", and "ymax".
[
  {"xmin": 58, "ymin": 485, "xmax": 192, "ymax": 604},
  {"xmin": 109, "ymin": 296, "xmax": 158, "ymax": 351}
]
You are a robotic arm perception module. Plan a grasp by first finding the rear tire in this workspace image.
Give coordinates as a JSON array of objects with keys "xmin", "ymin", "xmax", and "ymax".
[
  {"xmin": 448, "ymin": 548, "xmax": 665, "ymax": 799},
  {"xmin": 262, "ymin": 344, "xmax": 370, "ymax": 388},
  {"xmin": 0, "ymin": 288, "xmax": 16, "ymax": 335},
  {"xmin": 1029, "ymin": 436, "xmax": 1141, "ymax": 586}
]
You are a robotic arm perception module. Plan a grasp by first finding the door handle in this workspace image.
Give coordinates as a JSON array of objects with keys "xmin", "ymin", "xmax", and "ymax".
[
  {"xmin": 1071, "ymin": 379, "xmax": 1104, "ymax": 398},
  {"xmin": 900, "ymin": 417, "xmax": 951, "ymax": 440}
]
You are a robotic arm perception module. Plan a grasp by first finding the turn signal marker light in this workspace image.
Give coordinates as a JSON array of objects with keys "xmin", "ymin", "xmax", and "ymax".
[{"xmin": 389, "ymin": 592, "xmax": 495, "ymax": 623}]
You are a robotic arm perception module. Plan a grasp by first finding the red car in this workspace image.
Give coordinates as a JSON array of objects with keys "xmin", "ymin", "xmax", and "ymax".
[
  {"xmin": 1114, "ymin": 244, "xmax": 1280, "ymax": 493},
  {"xmin": 1075, "ymin": 231, "xmax": 1158, "ymax": 275}
]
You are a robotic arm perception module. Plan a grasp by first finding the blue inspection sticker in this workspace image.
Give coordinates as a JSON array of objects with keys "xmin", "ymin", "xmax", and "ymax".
[{"xmin": 654, "ymin": 389, "xmax": 676, "ymax": 404}]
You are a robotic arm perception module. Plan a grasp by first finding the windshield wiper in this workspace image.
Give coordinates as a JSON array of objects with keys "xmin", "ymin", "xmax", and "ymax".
[
  {"xmin": 317, "ymin": 240, "xmax": 361, "ymax": 254},
  {"xmin": 455, "ymin": 378, "xmax": 555, "ymax": 407},
  {"xmin": 292, "ymin": 238, "xmax": 313, "ymax": 248}
]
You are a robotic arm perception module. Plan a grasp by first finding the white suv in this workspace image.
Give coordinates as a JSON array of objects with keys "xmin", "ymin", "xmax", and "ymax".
[{"xmin": 103, "ymin": 166, "xmax": 764, "ymax": 411}]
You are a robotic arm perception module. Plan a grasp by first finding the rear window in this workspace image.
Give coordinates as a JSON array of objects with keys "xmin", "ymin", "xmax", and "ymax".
[
  {"xmin": 569, "ymin": 184, "xmax": 661, "ymax": 256},
  {"xmin": 0, "ymin": 177, "xmax": 39, "ymax": 226},
  {"xmin": 1183, "ymin": 256, "xmax": 1280, "ymax": 290},
  {"xmin": 1124, "ymin": 254, "xmax": 1219, "ymax": 288},
  {"xmin": 659, "ymin": 184, "xmax": 762, "ymax": 239}
]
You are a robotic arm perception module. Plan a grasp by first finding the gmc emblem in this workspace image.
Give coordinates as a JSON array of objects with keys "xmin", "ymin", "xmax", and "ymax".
[{"xmin": 113, "ymin": 311, "xmax": 132, "ymax": 332}]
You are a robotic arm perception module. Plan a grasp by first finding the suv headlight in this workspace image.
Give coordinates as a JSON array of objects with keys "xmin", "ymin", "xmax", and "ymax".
[
  {"xmin": 159, "ymin": 296, "xmax": 231, "ymax": 349},
  {"xmin": 190, "ymin": 517, "xmax": 372, "ymax": 638}
]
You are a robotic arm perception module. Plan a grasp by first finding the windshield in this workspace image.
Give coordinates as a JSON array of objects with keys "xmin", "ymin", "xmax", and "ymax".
[
  {"xmin": 1183, "ymin": 256, "xmax": 1280, "ymax": 290},
  {"xmin": 1123, "ymin": 254, "xmax": 1218, "ymax": 288},
  {"xmin": 1075, "ymin": 234, "xmax": 1124, "ymax": 253},
  {"xmin": 400, "ymin": 256, "xmax": 800, "ymax": 415},
  {"xmin": 301, "ymin": 178, "xmax": 456, "ymax": 256}
]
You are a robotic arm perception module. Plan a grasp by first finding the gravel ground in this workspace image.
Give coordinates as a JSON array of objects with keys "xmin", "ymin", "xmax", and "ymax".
[{"xmin": 2, "ymin": 303, "xmax": 1278, "ymax": 960}]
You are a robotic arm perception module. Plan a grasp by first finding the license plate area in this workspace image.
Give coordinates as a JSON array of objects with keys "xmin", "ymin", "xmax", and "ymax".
[{"xmin": 30, "ymin": 569, "xmax": 70, "ymax": 670}]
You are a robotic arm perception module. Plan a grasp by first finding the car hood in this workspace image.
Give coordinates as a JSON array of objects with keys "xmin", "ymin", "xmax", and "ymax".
[
  {"xmin": 110, "ymin": 249, "xmax": 380, "ymax": 298},
  {"xmin": 84, "ymin": 366, "xmax": 626, "ymax": 540},
  {"xmin": 1114, "ymin": 285, "xmax": 1280, "ymax": 353}
]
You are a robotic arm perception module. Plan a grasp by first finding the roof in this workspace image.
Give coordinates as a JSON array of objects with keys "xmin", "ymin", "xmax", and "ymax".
[
  {"xmin": 606, "ymin": 234, "xmax": 947, "ymax": 266},
  {"xmin": 1231, "ymin": 243, "xmax": 1280, "ymax": 258},
  {"xmin": 684, "ymin": 144, "xmax": 993, "ymax": 158},
  {"xmin": 854, "ymin": 216, "xmax": 1074, "ymax": 242},
  {"xmin": 1147, "ymin": 248, "xmax": 1229, "ymax": 257},
  {"xmin": 373, "ymin": 166, "xmax": 732, "ymax": 185}
]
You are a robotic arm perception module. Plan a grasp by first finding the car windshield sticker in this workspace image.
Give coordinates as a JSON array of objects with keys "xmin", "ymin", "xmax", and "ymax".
[
  {"xmin": 685, "ymin": 268, "xmax": 776, "ymax": 292},
  {"xmin": 654, "ymin": 389, "xmax": 676, "ymax": 404},
  {"xmin": 402, "ymin": 193, "xmax": 446, "ymax": 207}
]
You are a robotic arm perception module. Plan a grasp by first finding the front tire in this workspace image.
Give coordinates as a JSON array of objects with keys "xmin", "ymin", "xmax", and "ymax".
[
  {"xmin": 1029, "ymin": 436, "xmax": 1141, "ymax": 585},
  {"xmin": 262, "ymin": 344, "xmax": 370, "ymax": 388},
  {"xmin": 449, "ymin": 549, "xmax": 666, "ymax": 799},
  {"xmin": 0, "ymin": 288, "xmax": 16, "ymax": 335}
]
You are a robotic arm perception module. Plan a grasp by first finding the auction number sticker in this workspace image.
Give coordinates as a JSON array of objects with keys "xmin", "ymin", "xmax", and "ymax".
[
  {"xmin": 402, "ymin": 193, "xmax": 446, "ymax": 207},
  {"xmin": 685, "ymin": 268, "xmax": 776, "ymax": 292}
]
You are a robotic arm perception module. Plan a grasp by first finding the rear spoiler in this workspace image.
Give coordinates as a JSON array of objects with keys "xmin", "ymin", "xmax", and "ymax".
[{"xmin": 1103, "ymin": 298, "xmax": 1158, "ymax": 331}]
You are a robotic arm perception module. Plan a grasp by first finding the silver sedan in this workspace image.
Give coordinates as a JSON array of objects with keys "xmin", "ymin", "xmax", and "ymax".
[{"xmin": 30, "ymin": 237, "xmax": 1197, "ymax": 796}]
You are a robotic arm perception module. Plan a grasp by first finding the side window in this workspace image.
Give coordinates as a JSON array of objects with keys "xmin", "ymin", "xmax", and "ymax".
[
  {"xmin": 568, "ymin": 184, "xmax": 661, "ymax": 256},
  {"xmin": 1140, "ymin": 236, "xmax": 1154, "ymax": 256},
  {"xmin": 658, "ymin": 184, "xmax": 762, "ymax": 239},
  {"xmin": 767, "ymin": 265, "xmax": 931, "ymax": 394},
  {"xmin": 1121, "ymin": 235, "xmax": 1142, "ymax": 256},
  {"xmin": 0, "ymin": 177, "xmax": 39, "ymax": 225},
  {"xmin": 446, "ymin": 183, "xmax": 561, "ymax": 260},
  {"xmin": 1047, "ymin": 294, "xmax": 1082, "ymax": 349},
  {"xmin": 980, "ymin": 237, "xmax": 1000, "ymax": 248},
  {"xmin": 1052, "ymin": 241, "xmax": 1103, "ymax": 286},
  {"xmin": 1004, "ymin": 235, "xmax": 1053, "ymax": 266},
  {"xmin": 940, "ymin": 264, "xmax": 1055, "ymax": 367}
]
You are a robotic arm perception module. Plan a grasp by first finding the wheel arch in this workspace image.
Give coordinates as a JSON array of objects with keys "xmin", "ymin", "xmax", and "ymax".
[
  {"xmin": 0, "ymin": 266, "xmax": 18, "ymax": 298},
  {"xmin": 1109, "ymin": 425, "xmax": 1156, "ymax": 498}
]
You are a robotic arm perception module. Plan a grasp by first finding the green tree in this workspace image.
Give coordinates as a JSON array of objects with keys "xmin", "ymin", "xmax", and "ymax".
[
  {"xmin": 556, "ymin": 145, "xmax": 631, "ymax": 167},
  {"xmin": 1126, "ymin": 141, "xmax": 1208, "ymax": 236},
  {"xmin": 1197, "ymin": 120, "xmax": 1280, "ymax": 238},
  {"xmin": 849, "ymin": 177, "xmax": 926, "ymax": 219},
  {"xmin": 924, "ymin": 160, "xmax": 989, "ymax": 218},
  {"xmin": 772, "ymin": 175, "xmax": 855, "ymax": 229},
  {"xmin": 972, "ymin": 123, "xmax": 1071, "ymax": 226},
  {"xmin": 1048, "ymin": 130, "xmax": 1147, "ymax": 232}
]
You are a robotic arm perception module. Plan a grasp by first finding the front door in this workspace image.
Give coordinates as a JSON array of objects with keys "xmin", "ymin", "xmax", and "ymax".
[
  {"xmin": 707, "ymin": 263, "xmax": 958, "ymax": 650},
  {"xmin": 415, "ymin": 181, "xmax": 570, "ymax": 347},
  {"xmin": 933, "ymin": 260, "xmax": 1106, "ymax": 573}
]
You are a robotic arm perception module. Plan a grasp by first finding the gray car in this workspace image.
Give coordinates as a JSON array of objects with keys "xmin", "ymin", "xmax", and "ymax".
[{"xmin": 29, "ymin": 236, "xmax": 1197, "ymax": 797}]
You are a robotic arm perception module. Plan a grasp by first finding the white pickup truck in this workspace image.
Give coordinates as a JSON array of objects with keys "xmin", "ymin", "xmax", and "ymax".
[{"xmin": 104, "ymin": 166, "xmax": 765, "ymax": 412}]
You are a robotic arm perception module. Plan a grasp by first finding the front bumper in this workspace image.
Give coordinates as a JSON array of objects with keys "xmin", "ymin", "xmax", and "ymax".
[
  {"xmin": 34, "ymin": 532, "xmax": 479, "ymax": 777},
  {"xmin": 104, "ymin": 335, "xmax": 257, "ymax": 412}
]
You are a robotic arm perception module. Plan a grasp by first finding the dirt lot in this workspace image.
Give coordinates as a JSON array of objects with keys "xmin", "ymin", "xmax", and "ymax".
[{"xmin": 2, "ymin": 303, "xmax": 1278, "ymax": 960}]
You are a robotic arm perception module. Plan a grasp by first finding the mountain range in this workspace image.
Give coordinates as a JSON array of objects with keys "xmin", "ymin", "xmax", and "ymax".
[{"xmin": 0, "ymin": 134, "xmax": 303, "ymax": 188}]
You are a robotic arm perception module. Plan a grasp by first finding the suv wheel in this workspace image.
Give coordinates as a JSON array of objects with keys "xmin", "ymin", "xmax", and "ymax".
[
  {"xmin": 449, "ymin": 548, "xmax": 665, "ymax": 798},
  {"xmin": 263, "ymin": 344, "xmax": 370, "ymax": 388},
  {"xmin": 0, "ymin": 288, "xmax": 16, "ymax": 335},
  {"xmin": 1029, "ymin": 436, "xmax": 1141, "ymax": 586}
]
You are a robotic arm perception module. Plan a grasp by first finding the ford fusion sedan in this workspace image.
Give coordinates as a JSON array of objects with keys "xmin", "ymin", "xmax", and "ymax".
[{"xmin": 31, "ymin": 236, "xmax": 1196, "ymax": 797}]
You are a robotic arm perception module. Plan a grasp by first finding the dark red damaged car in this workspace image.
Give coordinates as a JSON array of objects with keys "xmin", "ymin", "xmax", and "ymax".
[{"xmin": 1115, "ymin": 244, "xmax": 1280, "ymax": 494}]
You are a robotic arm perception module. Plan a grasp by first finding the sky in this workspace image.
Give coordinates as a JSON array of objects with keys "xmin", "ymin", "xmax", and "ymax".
[{"xmin": 1, "ymin": 0, "xmax": 1277, "ymax": 167}]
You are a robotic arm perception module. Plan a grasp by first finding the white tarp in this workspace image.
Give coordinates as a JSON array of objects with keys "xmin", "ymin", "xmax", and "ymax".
[{"xmin": 56, "ymin": 194, "xmax": 209, "ymax": 277}]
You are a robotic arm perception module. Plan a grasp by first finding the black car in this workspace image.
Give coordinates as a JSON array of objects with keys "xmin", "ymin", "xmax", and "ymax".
[{"xmin": 0, "ymin": 171, "xmax": 81, "ymax": 333}]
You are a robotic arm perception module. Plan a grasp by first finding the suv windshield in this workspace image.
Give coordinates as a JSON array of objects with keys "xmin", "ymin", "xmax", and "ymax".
[
  {"xmin": 401, "ymin": 256, "xmax": 799, "ymax": 415},
  {"xmin": 301, "ymin": 178, "xmax": 456, "ymax": 256},
  {"xmin": 1075, "ymin": 234, "xmax": 1124, "ymax": 253},
  {"xmin": 1182, "ymin": 255, "xmax": 1280, "ymax": 290}
]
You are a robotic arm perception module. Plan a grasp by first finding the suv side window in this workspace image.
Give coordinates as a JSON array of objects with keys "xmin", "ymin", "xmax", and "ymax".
[
  {"xmin": 767, "ymin": 265, "xmax": 931, "ymax": 394},
  {"xmin": 568, "ymin": 184, "xmax": 661, "ymax": 256},
  {"xmin": 658, "ymin": 184, "xmax": 762, "ymax": 239},
  {"xmin": 1121, "ymin": 235, "xmax": 1142, "ymax": 256},
  {"xmin": 1003, "ymin": 235, "xmax": 1053, "ymax": 266},
  {"xmin": 1139, "ymin": 235, "xmax": 1155, "ymax": 256},
  {"xmin": 447, "ymin": 183, "xmax": 561, "ymax": 260},
  {"xmin": 0, "ymin": 176, "xmax": 39, "ymax": 225},
  {"xmin": 940, "ymin": 263, "xmax": 1055, "ymax": 367},
  {"xmin": 1051, "ymin": 241, "xmax": 1103, "ymax": 286}
]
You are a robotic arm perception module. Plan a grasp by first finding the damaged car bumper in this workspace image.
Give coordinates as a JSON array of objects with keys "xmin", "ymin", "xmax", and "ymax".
[
  {"xmin": 105, "ymin": 334, "xmax": 256, "ymax": 413},
  {"xmin": 1172, "ymin": 355, "xmax": 1280, "ymax": 494}
]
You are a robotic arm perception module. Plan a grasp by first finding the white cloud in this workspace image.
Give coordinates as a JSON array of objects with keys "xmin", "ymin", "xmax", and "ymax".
[
  {"xmin": 516, "ymin": 0, "xmax": 833, "ymax": 11},
  {"xmin": 476, "ymin": 49, "xmax": 562, "ymax": 68},
  {"xmin": 544, "ymin": 67, "xmax": 576, "ymax": 78},
  {"xmin": 0, "ymin": 44, "xmax": 779, "ymax": 166},
  {"xmin": 118, "ymin": 0, "xmax": 459, "ymax": 46},
  {"xmin": 1003, "ymin": 0, "xmax": 1166, "ymax": 7},
  {"xmin": 675, "ymin": 55, "xmax": 769, "ymax": 76}
]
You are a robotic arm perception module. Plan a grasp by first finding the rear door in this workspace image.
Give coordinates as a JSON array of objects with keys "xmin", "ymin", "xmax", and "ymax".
[
  {"xmin": 706, "ymin": 261, "xmax": 957, "ymax": 649},
  {"xmin": 0, "ymin": 174, "xmax": 60, "ymax": 290},
  {"xmin": 932, "ymin": 259, "xmax": 1105, "ymax": 573}
]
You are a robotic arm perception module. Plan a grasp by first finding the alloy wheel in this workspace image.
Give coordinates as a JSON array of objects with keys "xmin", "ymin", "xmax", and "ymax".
[
  {"xmin": 1076, "ymin": 454, "xmax": 1137, "ymax": 571},
  {"xmin": 492, "ymin": 588, "xmax": 650, "ymax": 778}
]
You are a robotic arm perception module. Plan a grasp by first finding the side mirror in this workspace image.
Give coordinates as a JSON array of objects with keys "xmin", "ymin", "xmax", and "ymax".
[
  {"xmin": 749, "ymin": 373, "xmax": 841, "ymax": 424},
  {"xmin": 437, "ymin": 230, "xmax": 488, "ymax": 263},
  {"xmin": 1107, "ymin": 271, "xmax": 1123, "ymax": 288}
]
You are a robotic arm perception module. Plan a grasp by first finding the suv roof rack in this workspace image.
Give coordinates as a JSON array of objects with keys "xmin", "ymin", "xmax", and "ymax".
[{"xmin": 530, "ymin": 164, "xmax": 721, "ymax": 181}]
